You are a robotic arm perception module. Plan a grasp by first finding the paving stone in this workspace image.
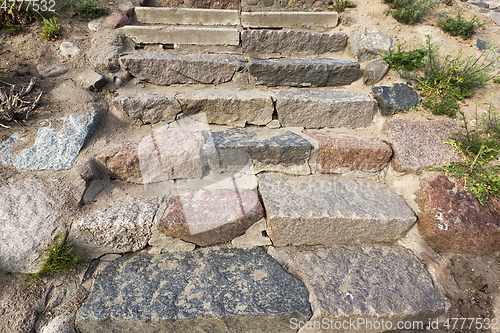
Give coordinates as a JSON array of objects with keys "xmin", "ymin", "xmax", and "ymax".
[
  {"xmin": 248, "ymin": 58, "xmax": 362, "ymax": 87},
  {"xmin": 121, "ymin": 26, "xmax": 240, "ymax": 45},
  {"xmin": 14, "ymin": 112, "xmax": 98, "ymax": 171},
  {"xmin": 189, "ymin": 0, "xmax": 240, "ymax": 9},
  {"xmin": 175, "ymin": 90, "xmax": 273, "ymax": 127},
  {"xmin": 372, "ymin": 83, "xmax": 422, "ymax": 115},
  {"xmin": 0, "ymin": 177, "xmax": 84, "ymax": 273},
  {"xmin": 110, "ymin": 93, "xmax": 181, "ymax": 124},
  {"xmin": 241, "ymin": 11, "xmax": 339, "ymax": 29},
  {"xmin": 384, "ymin": 119, "xmax": 463, "ymax": 172},
  {"xmin": 36, "ymin": 64, "xmax": 68, "ymax": 77},
  {"xmin": 70, "ymin": 196, "xmax": 159, "ymax": 259},
  {"xmin": 295, "ymin": 246, "xmax": 444, "ymax": 327},
  {"xmin": 120, "ymin": 52, "xmax": 244, "ymax": 85},
  {"xmin": 258, "ymin": 173, "xmax": 416, "ymax": 246},
  {"xmin": 211, "ymin": 127, "xmax": 313, "ymax": 175},
  {"xmin": 273, "ymin": 89, "xmax": 376, "ymax": 128},
  {"xmin": 75, "ymin": 247, "xmax": 312, "ymax": 333},
  {"xmin": 363, "ymin": 58, "xmax": 389, "ymax": 85},
  {"xmin": 241, "ymin": 29, "xmax": 347, "ymax": 55},
  {"xmin": 416, "ymin": 173, "xmax": 500, "ymax": 255},
  {"xmin": 88, "ymin": 30, "xmax": 128, "ymax": 72},
  {"xmin": 158, "ymin": 188, "xmax": 263, "ymax": 246},
  {"xmin": 135, "ymin": 7, "xmax": 240, "ymax": 25},
  {"xmin": 347, "ymin": 26, "xmax": 393, "ymax": 62},
  {"xmin": 303, "ymin": 130, "xmax": 392, "ymax": 173}
]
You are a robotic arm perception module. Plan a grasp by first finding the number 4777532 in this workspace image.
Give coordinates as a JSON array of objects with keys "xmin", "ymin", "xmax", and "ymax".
[{"xmin": 0, "ymin": 0, "xmax": 56, "ymax": 12}]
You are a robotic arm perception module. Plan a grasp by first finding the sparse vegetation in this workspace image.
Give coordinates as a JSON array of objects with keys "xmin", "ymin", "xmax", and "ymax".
[
  {"xmin": 383, "ymin": 0, "xmax": 439, "ymax": 25},
  {"xmin": 60, "ymin": 0, "xmax": 107, "ymax": 20},
  {"xmin": 0, "ymin": 1, "xmax": 38, "ymax": 33},
  {"xmin": 437, "ymin": 11, "xmax": 488, "ymax": 39},
  {"xmin": 42, "ymin": 16, "xmax": 59, "ymax": 40},
  {"xmin": 328, "ymin": 0, "xmax": 357, "ymax": 12}
]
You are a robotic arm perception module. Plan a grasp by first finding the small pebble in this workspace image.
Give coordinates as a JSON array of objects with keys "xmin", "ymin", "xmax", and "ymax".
[
  {"xmin": 123, "ymin": 72, "xmax": 132, "ymax": 82},
  {"xmin": 313, "ymin": 0, "xmax": 323, "ymax": 6},
  {"xmin": 114, "ymin": 77, "xmax": 123, "ymax": 87}
]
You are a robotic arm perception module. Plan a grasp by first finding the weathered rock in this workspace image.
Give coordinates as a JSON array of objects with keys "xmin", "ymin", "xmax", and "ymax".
[
  {"xmin": 363, "ymin": 58, "xmax": 389, "ymax": 85},
  {"xmin": 248, "ymin": 58, "xmax": 362, "ymax": 87},
  {"xmin": 88, "ymin": 30, "xmax": 127, "ymax": 72},
  {"xmin": 60, "ymin": 42, "xmax": 80, "ymax": 57},
  {"xmin": 118, "ymin": 2, "xmax": 135, "ymax": 17},
  {"xmin": 82, "ymin": 178, "xmax": 109, "ymax": 204},
  {"xmin": 0, "ymin": 177, "xmax": 83, "ymax": 273},
  {"xmin": 241, "ymin": 11, "xmax": 339, "ymax": 29},
  {"xmin": 241, "ymin": 29, "xmax": 347, "ymax": 55},
  {"xmin": 76, "ymin": 69, "xmax": 107, "ymax": 92},
  {"xmin": 96, "ymin": 142, "xmax": 140, "ymax": 182},
  {"xmin": 190, "ymin": 0, "xmax": 239, "ymax": 8},
  {"xmin": 273, "ymin": 89, "xmax": 376, "ymax": 128},
  {"xmin": 231, "ymin": 218, "xmax": 272, "ymax": 248},
  {"xmin": 476, "ymin": 39, "xmax": 499, "ymax": 51},
  {"xmin": 304, "ymin": 130, "xmax": 392, "ymax": 172},
  {"xmin": 372, "ymin": 83, "xmax": 422, "ymax": 115},
  {"xmin": 104, "ymin": 11, "xmax": 130, "ymax": 28},
  {"xmin": 158, "ymin": 188, "xmax": 263, "ymax": 246},
  {"xmin": 120, "ymin": 52, "xmax": 245, "ymax": 85},
  {"xmin": 384, "ymin": 119, "xmax": 463, "ymax": 172},
  {"xmin": 70, "ymin": 196, "xmax": 159, "ymax": 259},
  {"xmin": 13, "ymin": 112, "xmax": 98, "ymax": 170},
  {"xmin": 110, "ymin": 93, "xmax": 180, "ymax": 124},
  {"xmin": 175, "ymin": 90, "xmax": 273, "ymax": 127},
  {"xmin": 75, "ymin": 247, "xmax": 311, "ymax": 332},
  {"xmin": 75, "ymin": 158, "xmax": 106, "ymax": 180},
  {"xmin": 41, "ymin": 315, "xmax": 75, "ymax": 333},
  {"xmin": 88, "ymin": 17, "xmax": 103, "ymax": 31},
  {"xmin": 258, "ymin": 173, "xmax": 416, "ymax": 246},
  {"xmin": 211, "ymin": 127, "xmax": 313, "ymax": 175},
  {"xmin": 0, "ymin": 132, "xmax": 19, "ymax": 165},
  {"xmin": 347, "ymin": 26, "xmax": 393, "ymax": 61},
  {"xmin": 296, "ymin": 246, "xmax": 444, "ymax": 328},
  {"xmin": 36, "ymin": 64, "xmax": 68, "ymax": 77},
  {"xmin": 416, "ymin": 173, "xmax": 500, "ymax": 255}
]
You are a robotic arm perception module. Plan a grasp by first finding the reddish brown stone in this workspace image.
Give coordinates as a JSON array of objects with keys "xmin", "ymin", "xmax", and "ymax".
[
  {"xmin": 104, "ymin": 11, "xmax": 130, "ymax": 28},
  {"xmin": 416, "ymin": 173, "xmax": 500, "ymax": 255},
  {"xmin": 384, "ymin": 119, "xmax": 463, "ymax": 172},
  {"xmin": 97, "ymin": 142, "xmax": 140, "ymax": 181},
  {"xmin": 304, "ymin": 130, "xmax": 392, "ymax": 172},
  {"xmin": 158, "ymin": 189, "xmax": 264, "ymax": 246}
]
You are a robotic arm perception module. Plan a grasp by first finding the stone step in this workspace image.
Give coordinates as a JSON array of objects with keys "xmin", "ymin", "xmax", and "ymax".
[
  {"xmin": 135, "ymin": 7, "xmax": 240, "ymax": 26},
  {"xmin": 75, "ymin": 247, "xmax": 312, "ymax": 333},
  {"xmin": 241, "ymin": 11, "xmax": 339, "ymax": 29},
  {"xmin": 120, "ymin": 26, "xmax": 240, "ymax": 45},
  {"xmin": 258, "ymin": 173, "xmax": 416, "ymax": 246}
]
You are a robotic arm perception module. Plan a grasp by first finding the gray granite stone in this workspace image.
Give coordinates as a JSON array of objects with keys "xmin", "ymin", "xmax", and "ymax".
[
  {"xmin": 241, "ymin": 29, "xmax": 348, "ymax": 55},
  {"xmin": 120, "ymin": 52, "xmax": 245, "ymax": 85},
  {"xmin": 296, "ymin": 246, "xmax": 445, "ymax": 329},
  {"xmin": 110, "ymin": 93, "xmax": 181, "ymax": 124},
  {"xmin": 248, "ymin": 58, "xmax": 362, "ymax": 87},
  {"xmin": 88, "ymin": 30, "xmax": 127, "ymax": 72},
  {"xmin": 363, "ymin": 58, "xmax": 389, "ymax": 85},
  {"xmin": 273, "ymin": 89, "xmax": 376, "ymax": 129},
  {"xmin": 77, "ymin": 69, "xmax": 108, "ymax": 92},
  {"xmin": 258, "ymin": 173, "xmax": 416, "ymax": 246},
  {"xmin": 347, "ymin": 26, "xmax": 393, "ymax": 62},
  {"xmin": 69, "ymin": 196, "xmax": 159, "ymax": 259},
  {"xmin": 372, "ymin": 83, "xmax": 422, "ymax": 116},
  {"xmin": 0, "ymin": 132, "xmax": 19, "ymax": 165},
  {"xmin": 76, "ymin": 247, "xmax": 312, "ymax": 333},
  {"xmin": 211, "ymin": 126, "xmax": 313, "ymax": 175},
  {"xmin": 14, "ymin": 112, "xmax": 98, "ymax": 170},
  {"xmin": 175, "ymin": 90, "xmax": 273, "ymax": 127}
]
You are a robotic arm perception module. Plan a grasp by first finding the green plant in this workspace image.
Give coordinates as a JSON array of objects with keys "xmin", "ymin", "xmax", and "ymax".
[
  {"xmin": 1, "ymin": 1, "xmax": 38, "ymax": 32},
  {"xmin": 437, "ymin": 10, "xmax": 488, "ymax": 39},
  {"xmin": 328, "ymin": 0, "xmax": 357, "ymax": 12},
  {"xmin": 60, "ymin": 0, "xmax": 107, "ymax": 20},
  {"xmin": 22, "ymin": 233, "xmax": 81, "ymax": 286},
  {"xmin": 42, "ymin": 16, "xmax": 58, "ymax": 40},
  {"xmin": 383, "ymin": 0, "xmax": 439, "ymax": 24}
]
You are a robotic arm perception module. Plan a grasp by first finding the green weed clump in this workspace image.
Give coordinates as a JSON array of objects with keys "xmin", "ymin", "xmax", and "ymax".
[
  {"xmin": 42, "ymin": 16, "xmax": 58, "ymax": 40},
  {"xmin": 383, "ymin": 36, "xmax": 500, "ymax": 117},
  {"xmin": 328, "ymin": 0, "xmax": 357, "ymax": 12},
  {"xmin": 437, "ymin": 10, "xmax": 488, "ymax": 39},
  {"xmin": 430, "ymin": 105, "xmax": 500, "ymax": 204},
  {"xmin": 61, "ymin": 0, "xmax": 107, "ymax": 20},
  {"xmin": 1, "ymin": 1, "xmax": 38, "ymax": 32},
  {"xmin": 383, "ymin": 0, "xmax": 439, "ymax": 25}
]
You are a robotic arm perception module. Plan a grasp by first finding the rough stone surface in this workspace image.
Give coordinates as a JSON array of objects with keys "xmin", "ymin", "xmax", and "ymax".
[
  {"xmin": 13, "ymin": 112, "xmax": 98, "ymax": 170},
  {"xmin": 248, "ymin": 58, "xmax": 362, "ymax": 87},
  {"xmin": 258, "ymin": 173, "xmax": 416, "ymax": 246},
  {"xmin": 175, "ymin": 90, "xmax": 273, "ymax": 127},
  {"xmin": 110, "ymin": 93, "xmax": 180, "ymax": 124},
  {"xmin": 0, "ymin": 177, "xmax": 83, "ymax": 273},
  {"xmin": 41, "ymin": 315, "xmax": 75, "ymax": 333},
  {"xmin": 88, "ymin": 30, "xmax": 127, "ymax": 72},
  {"xmin": 0, "ymin": 132, "xmax": 19, "ymax": 165},
  {"xmin": 347, "ymin": 26, "xmax": 393, "ymax": 61},
  {"xmin": 416, "ymin": 173, "xmax": 500, "ymax": 255},
  {"xmin": 273, "ymin": 89, "xmax": 376, "ymax": 128},
  {"xmin": 231, "ymin": 218, "xmax": 272, "ymax": 248},
  {"xmin": 120, "ymin": 52, "xmax": 245, "ymax": 85},
  {"xmin": 70, "ymin": 196, "xmax": 159, "ymax": 259},
  {"xmin": 76, "ymin": 247, "xmax": 311, "ymax": 333},
  {"xmin": 189, "ymin": 0, "xmax": 239, "ymax": 8},
  {"xmin": 363, "ymin": 58, "xmax": 389, "ymax": 85},
  {"xmin": 296, "ymin": 246, "xmax": 444, "ymax": 325},
  {"xmin": 82, "ymin": 178, "xmax": 109, "ymax": 204},
  {"xmin": 372, "ymin": 83, "xmax": 422, "ymax": 115},
  {"xmin": 304, "ymin": 130, "xmax": 392, "ymax": 172},
  {"xmin": 60, "ymin": 42, "xmax": 80, "ymax": 56},
  {"xmin": 241, "ymin": 11, "xmax": 339, "ymax": 29},
  {"xmin": 36, "ymin": 64, "xmax": 68, "ymax": 77},
  {"xmin": 211, "ymin": 127, "xmax": 313, "ymax": 175},
  {"xmin": 241, "ymin": 29, "xmax": 347, "ymax": 55},
  {"xmin": 104, "ymin": 11, "xmax": 130, "ymax": 28},
  {"xmin": 158, "ymin": 189, "xmax": 263, "ymax": 246},
  {"xmin": 96, "ymin": 142, "xmax": 140, "ymax": 182},
  {"xmin": 75, "ymin": 158, "xmax": 106, "ymax": 180},
  {"xmin": 384, "ymin": 119, "xmax": 463, "ymax": 172},
  {"xmin": 134, "ymin": 7, "xmax": 240, "ymax": 25},
  {"xmin": 76, "ymin": 69, "xmax": 107, "ymax": 92}
]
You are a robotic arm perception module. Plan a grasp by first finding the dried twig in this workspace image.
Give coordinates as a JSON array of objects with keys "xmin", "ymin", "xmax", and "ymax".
[{"xmin": 0, "ymin": 77, "xmax": 42, "ymax": 128}]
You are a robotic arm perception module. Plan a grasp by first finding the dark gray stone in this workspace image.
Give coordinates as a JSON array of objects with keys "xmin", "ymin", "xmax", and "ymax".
[
  {"xmin": 75, "ymin": 158, "xmax": 106, "ymax": 180},
  {"xmin": 110, "ymin": 93, "xmax": 180, "ymax": 124},
  {"xmin": 372, "ymin": 83, "xmax": 422, "ymax": 116},
  {"xmin": 211, "ymin": 127, "xmax": 313, "ymax": 175},
  {"xmin": 476, "ymin": 39, "xmax": 499, "ymax": 51},
  {"xmin": 242, "ymin": 30, "xmax": 348, "ymax": 55},
  {"xmin": 273, "ymin": 89, "xmax": 376, "ymax": 129},
  {"xmin": 248, "ymin": 58, "xmax": 362, "ymax": 87},
  {"xmin": 76, "ymin": 247, "xmax": 312, "ymax": 333},
  {"xmin": 258, "ymin": 173, "xmax": 416, "ymax": 246},
  {"xmin": 363, "ymin": 58, "xmax": 389, "ymax": 85},
  {"xmin": 296, "ymin": 246, "xmax": 445, "ymax": 326},
  {"xmin": 469, "ymin": 2, "xmax": 489, "ymax": 8},
  {"xmin": 82, "ymin": 178, "xmax": 110, "ymax": 204},
  {"xmin": 120, "ymin": 52, "xmax": 245, "ymax": 85},
  {"xmin": 88, "ymin": 30, "xmax": 128, "ymax": 72},
  {"xmin": 347, "ymin": 26, "xmax": 393, "ymax": 62},
  {"xmin": 262, "ymin": 0, "xmax": 274, "ymax": 5}
]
